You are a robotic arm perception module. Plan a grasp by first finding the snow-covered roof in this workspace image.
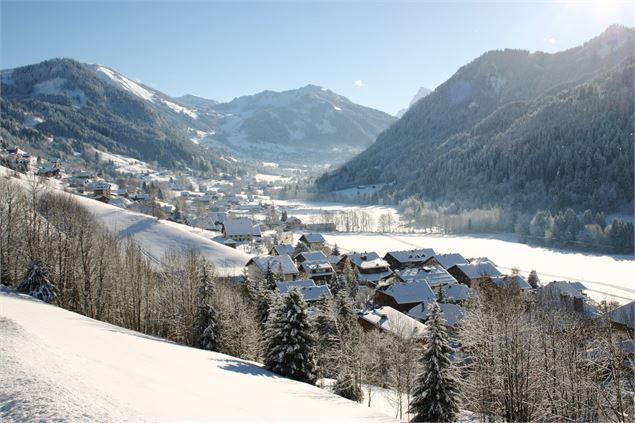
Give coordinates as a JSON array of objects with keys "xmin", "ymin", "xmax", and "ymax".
[
  {"xmin": 358, "ymin": 270, "xmax": 394, "ymax": 283},
  {"xmin": 384, "ymin": 248, "xmax": 436, "ymax": 264},
  {"xmin": 407, "ymin": 302, "xmax": 465, "ymax": 328},
  {"xmin": 270, "ymin": 244, "xmax": 294, "ymax": 256},
  {"xmin": 490, "ymin": 275, "xmax": 532, "ymax": 290},
  {"xmin": 428, "ymin": 253, "xmax": 468, "ymax": 269},
  {"xmin": 347, "ymin": 252, "xmax": 381, "ymax": 267},
  {"xmin": 376, "ymin": 280, "xmax": 436, "ymax": 305},
  {"xmin": 451, "ymin": 261, "xmax": 502, "ymax": 279},
  {"xmin": 607, "ymin": 301, "xmax": 634, "ymax": 329},
  {"xmin": 296, "ymin": 251, "xmax": 328, "ymax": 262},
  {"xmin": 359, "ymin": 258, "xmax": 390, "ymax": 270},
  {"xmin": 223, "ymin": 218, "xmax": 261, "ymax": 237},
  {"xmin": 358, "ymin": 306, "xmax": 428, "ymax": 339},
  {"xmin": 247, "ymin": 255, "xmax": 299, "ymax": 276},
  {"xmin": 276, "ymin": 279, "xmax": 316, "ymax": 293},
  {"xmin": 276, "ymin": 280, "xmax": 333, "ymax": 302},
  {"xmin": 299, "ymin": 261, "xmax": 335, "ymax": 276},
  {"xmin": 299, "ymin": 233, "xmax": 326, "ymax": 244},
  {"xmin": 327, "ymin": 255, "xmax": 344, "ymax": 265},
  {"xmin": 441, "ymin": 283, "xmax": 472, "ymax": 302},
  {"xmin": 542, "ymin": 281, "xmax": 600, "ymax": 319},
  {"xmin": 396, "ymin": 267, "xmax": 457, "ymax": 287}
]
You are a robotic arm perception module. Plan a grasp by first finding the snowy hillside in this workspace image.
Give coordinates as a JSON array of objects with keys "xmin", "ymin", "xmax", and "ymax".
[
  {"xmin": 0, "ymin": 289, "xmax": 395, "ymax": 422},
  {"xmin": 72, "ymin": 195, "xmax": 250, "ymax": 274}
]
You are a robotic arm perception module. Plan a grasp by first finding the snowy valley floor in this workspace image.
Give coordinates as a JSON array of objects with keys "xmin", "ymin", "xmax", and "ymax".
[{"xmin": 0, "ymin": 289, "xmax": 395, "ymax": 423}]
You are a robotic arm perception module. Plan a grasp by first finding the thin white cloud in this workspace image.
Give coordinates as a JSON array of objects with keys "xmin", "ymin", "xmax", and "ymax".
[
  {"xmin": 354, "ymin": 80, "xmax": 364, "ymax": 87},
  {"xmin": 548, "ymin": 37, "xmax": 556, "ymax": 45}
]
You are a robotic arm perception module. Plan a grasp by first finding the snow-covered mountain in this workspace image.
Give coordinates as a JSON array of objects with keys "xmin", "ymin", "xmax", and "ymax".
[
  {"xmin": 204, "ymin": 85, "xmax": 396, "ymax": 164},
  {"xmin": 0, "ymin": 288, "xmax": 396, "ymax": 422},
  {"xmin": 1, "ymin": 59, "xmax": 395, "ymax": 167},
  {"xmin": 395, "ymin": 87, "xmax": 432, "ymax": 118}
]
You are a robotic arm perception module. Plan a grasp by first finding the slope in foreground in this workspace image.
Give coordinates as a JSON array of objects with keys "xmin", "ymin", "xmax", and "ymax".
[{"xmin": 0, "ymin": 289, "xmax": 395, "ymax": 422}]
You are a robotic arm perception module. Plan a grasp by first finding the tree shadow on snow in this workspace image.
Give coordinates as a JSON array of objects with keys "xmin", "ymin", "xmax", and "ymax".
[{"xmin": 216, "ymin": 358, "xmax": 279, "ymax": 379}]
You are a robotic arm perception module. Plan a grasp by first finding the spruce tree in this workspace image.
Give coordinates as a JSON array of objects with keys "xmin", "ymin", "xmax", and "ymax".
[
  {"xmin": 314, "ymin": 299, "xmax": 340, "ymax": 380},
  {"xmin": 18, "ymin": 260, "xmax": 57, "ymax": 303},
  {"xmin": 331, "ymin": 243, "xmax": 340, "ymax": 256},
  {"xmin": 527, "ymin": 270, "xmax": 540, "ymax": 289},
  {"xmin": 265, "ymin": 288, "xmax": 317, "ymax": 384},
  {"xmin": 264, "ymin": 263, "xmax": 278, "ymax": 291},
  {"xmin": 192, "ymin": 260, "xmax": 218, "ymax": 351},
  {"xmin": 409, "ymin": 302, "xmax": 460, "ymax": 423}
]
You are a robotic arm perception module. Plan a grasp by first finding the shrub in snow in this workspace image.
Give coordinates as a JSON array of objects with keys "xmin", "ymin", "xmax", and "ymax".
[
  {"xmin": 18, "ymin": 260, "xmax": 57, "ymax": 303},
  {"xmin": 333, "ymin": 373, "xmax": 363, "ymax": 403},
  {"xmin": 192, "ymin": 260, "xmax": 218, "ymax": 351},
  {"xmin": 409, "ymin": 302, "xmax": 460, "ymax": 423},
  {"xmin": 265, "ymin": 288, "xmax": 317, "ymax": 384}
]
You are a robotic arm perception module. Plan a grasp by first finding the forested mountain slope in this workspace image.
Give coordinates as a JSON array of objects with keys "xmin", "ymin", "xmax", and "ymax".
[
  {"xmin": 1, "ymin": 59, "xmax": 395, "ymax": 167},
  {"xmin": 0, "ymin": 59, "xmax": 226, "ymax": 171},
  {"xmin": 316, "ymin": 25, "xmax": 634, "ymax": 214}
]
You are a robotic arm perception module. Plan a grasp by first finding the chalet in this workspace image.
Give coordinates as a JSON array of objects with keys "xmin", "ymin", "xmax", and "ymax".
[
  {"xmin": 358, "ymin": 306, "xmax": 428, "ymax": 340},
  {"xmin": 269, "ymin": 244, "xmax": 294, "ymax": 257},
  {"xmin": 295, "ymin": 251, "xmax": 328, "ymax": 264},
  {"xmin": 383, "ymin": 248, "xmax": 436, "ymax": 270},
  {"xmin": 422, "ymin": 253, "xmax": 468, "ymax": 270},
  {"xmin": 276, "ymin": 279, "xmax": 333, "ymax": 303},
  {"xmin": 489, "ymin": 275, "xmax": 532, "ymax": 291},
  {"xmin": 395, "ymin": 266, "xmax": 457, "ymax": 288},
  {"xmin": 284, "ymin": 216, "xmax": 303, "ymax": 229},
  {"xmin": 407, "ymin": 302, "xmax": 465, "ymax": 329},
  {"xmin": 541, "ymin": 281, "xmax": 601, "ymax": 319},
  {"xmin": 374, "ymin": 280, "xmax": 436, "ymax": 312},
  {"xmin": 447, "ymin": 260, "xmax": 502, "ymax": 288},
  {"xmin": 89, "ymin": 180, "xmax": 112, "ymax": 198},
  {"xmin": 327, "ymin": 254, "xmax": 347, "ymax": 273},
  {"xmin": 212, "ymin": 236, "xmax": 237, "ymax": 249},
  {"xmin": 246, "ymin": 255, "xmax": 299, "ymax": 281},
  {"xmin": 37, "ymin": 159, "xmax": 62, "ymax": 177},
  {"xmin": 348, "ymin": 252, "xmax": 393, "ymax": 286},
  {"xmin": 131, "ymin": 193, "xmax": 150, "ymax": 202},
  {"xmin": 298, "ymin": 261, "xmax": 336, "ymax": 282},
  {"xmin": 606, "ymin": 301, "xmax": 634, "ymax": 333},
  {"xmin": 222, "ymin": 218, "xmax": 262, "ymax": 243},
  {"xmin": 298, "ymin": 233, "xmax": 326, "ymax": 251},
  {"xmin": 440, "ymin": 283, "xmax": 472, "ymax": 303}
]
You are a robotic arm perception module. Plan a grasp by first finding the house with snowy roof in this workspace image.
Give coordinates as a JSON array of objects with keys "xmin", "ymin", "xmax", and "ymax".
[
  {"xmin": 347, "ymin": 252, "xmax": 393, "ymax": 286},
  {"xmin": 541, "ymin": 281, "xmax": 601, "ymax": 319},
  {"xmin": 606, "ymin": 301, "xmax": 634, "ymax": 334},
  {"xmin": 222, "ymin": 218, "xmax": 262, "ymax": 243},
  {"xmin": 374, "ymin": 280, "xmax": 437, "ymax": 312},
  {"xmin": 36, "ymin": 158, "xmax": 62, "ymax": 178},
  {"xmin": 447, "ymin": 260, "xmax": 502, "ymax": 288},
  {"xmin": 269, "ymin": 244, "xmax": 294, "ymax": 257},
  {"xmin": 276, "ymin": 279, "xmax": 333, "ymax": 303},
  {"xmin": 488, "ymin": 275, "xmax": 532, "ymax": 291},
  {"xmin": 298, "ymin": 233, "xmax": 326, "ymax": 251},
  {"xmin": 440, "ymin": 283, "xmax": 472, "ymax": 303},
  {"xmin": 383, "ymin": 248, "xmax": 436, "ymax": 270},
  {"xmin": 246, "ymin": 255, "xmax": 299, "ymax": 281},
  {"xmin": 407, "ymin": 302, "xmax": 465, "ymax": 329},
  {"xmin": 298, "ymin": 261, "xmax": 336, "ymax": 282},
  {"xmin": 295, "ymin": 251, "xmax": 328, "ymax": 264},
  {"xmin": 358, "ymin": 306, "xmax": 428, "ymax": 340},
  {"xmin": 395, "ymin": 266, "xmax": 457, "ymax": 288},
  {"xmin": 422, "ymin": 253, "xmax": 469, "ymax": 270}
]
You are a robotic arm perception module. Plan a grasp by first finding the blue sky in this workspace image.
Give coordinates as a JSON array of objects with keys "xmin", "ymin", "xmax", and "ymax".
[{"xmin": 2, "ymin": 1, "xmax": 634, "ymax": 114}]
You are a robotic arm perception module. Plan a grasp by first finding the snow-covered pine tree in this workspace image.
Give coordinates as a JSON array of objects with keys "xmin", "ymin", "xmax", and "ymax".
[
  {"xmin": 192, "ymin": 259, "xmax": 218, "ymax": 351},
  {"xmin": 331, "ymin": 243, "xmax": 340, "ymax": 256},
  {"xmin": 314, "ymin": 298, "xmax": 340, "ymax": 380},
  {"xmin": 409, "ymin": 302, "xmax": 460, "ymax": 423},
  {"xmin": 18, "ymin": 260, "xmax": 57, "ymax": 303},
  {"xmin": 292, "ymin": 240, "xmax": 308, "ymax": 258},
  {"xmin": 264, "ymin": 263, "xmax": 278, "ymax": 291},
  {"xmin": 264, "ymin": 288, "xmax": 317, "ymax": 384},
  {"xmin": 409, "ymin": 303, "xmax": 459, "ymax": 422}
]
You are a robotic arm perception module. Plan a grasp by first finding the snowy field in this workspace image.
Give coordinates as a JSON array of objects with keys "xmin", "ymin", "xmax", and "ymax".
[
  {"xmin": 276, "ymin": 200, "xmax": 401, "ymax": 225},
  {"xmin": 0, "ymin": 289, "xmax": 396, "ymax": 422},
  {"xmin": 324, "ymin": 233, "xmax": 635, "ymax": 304}
]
